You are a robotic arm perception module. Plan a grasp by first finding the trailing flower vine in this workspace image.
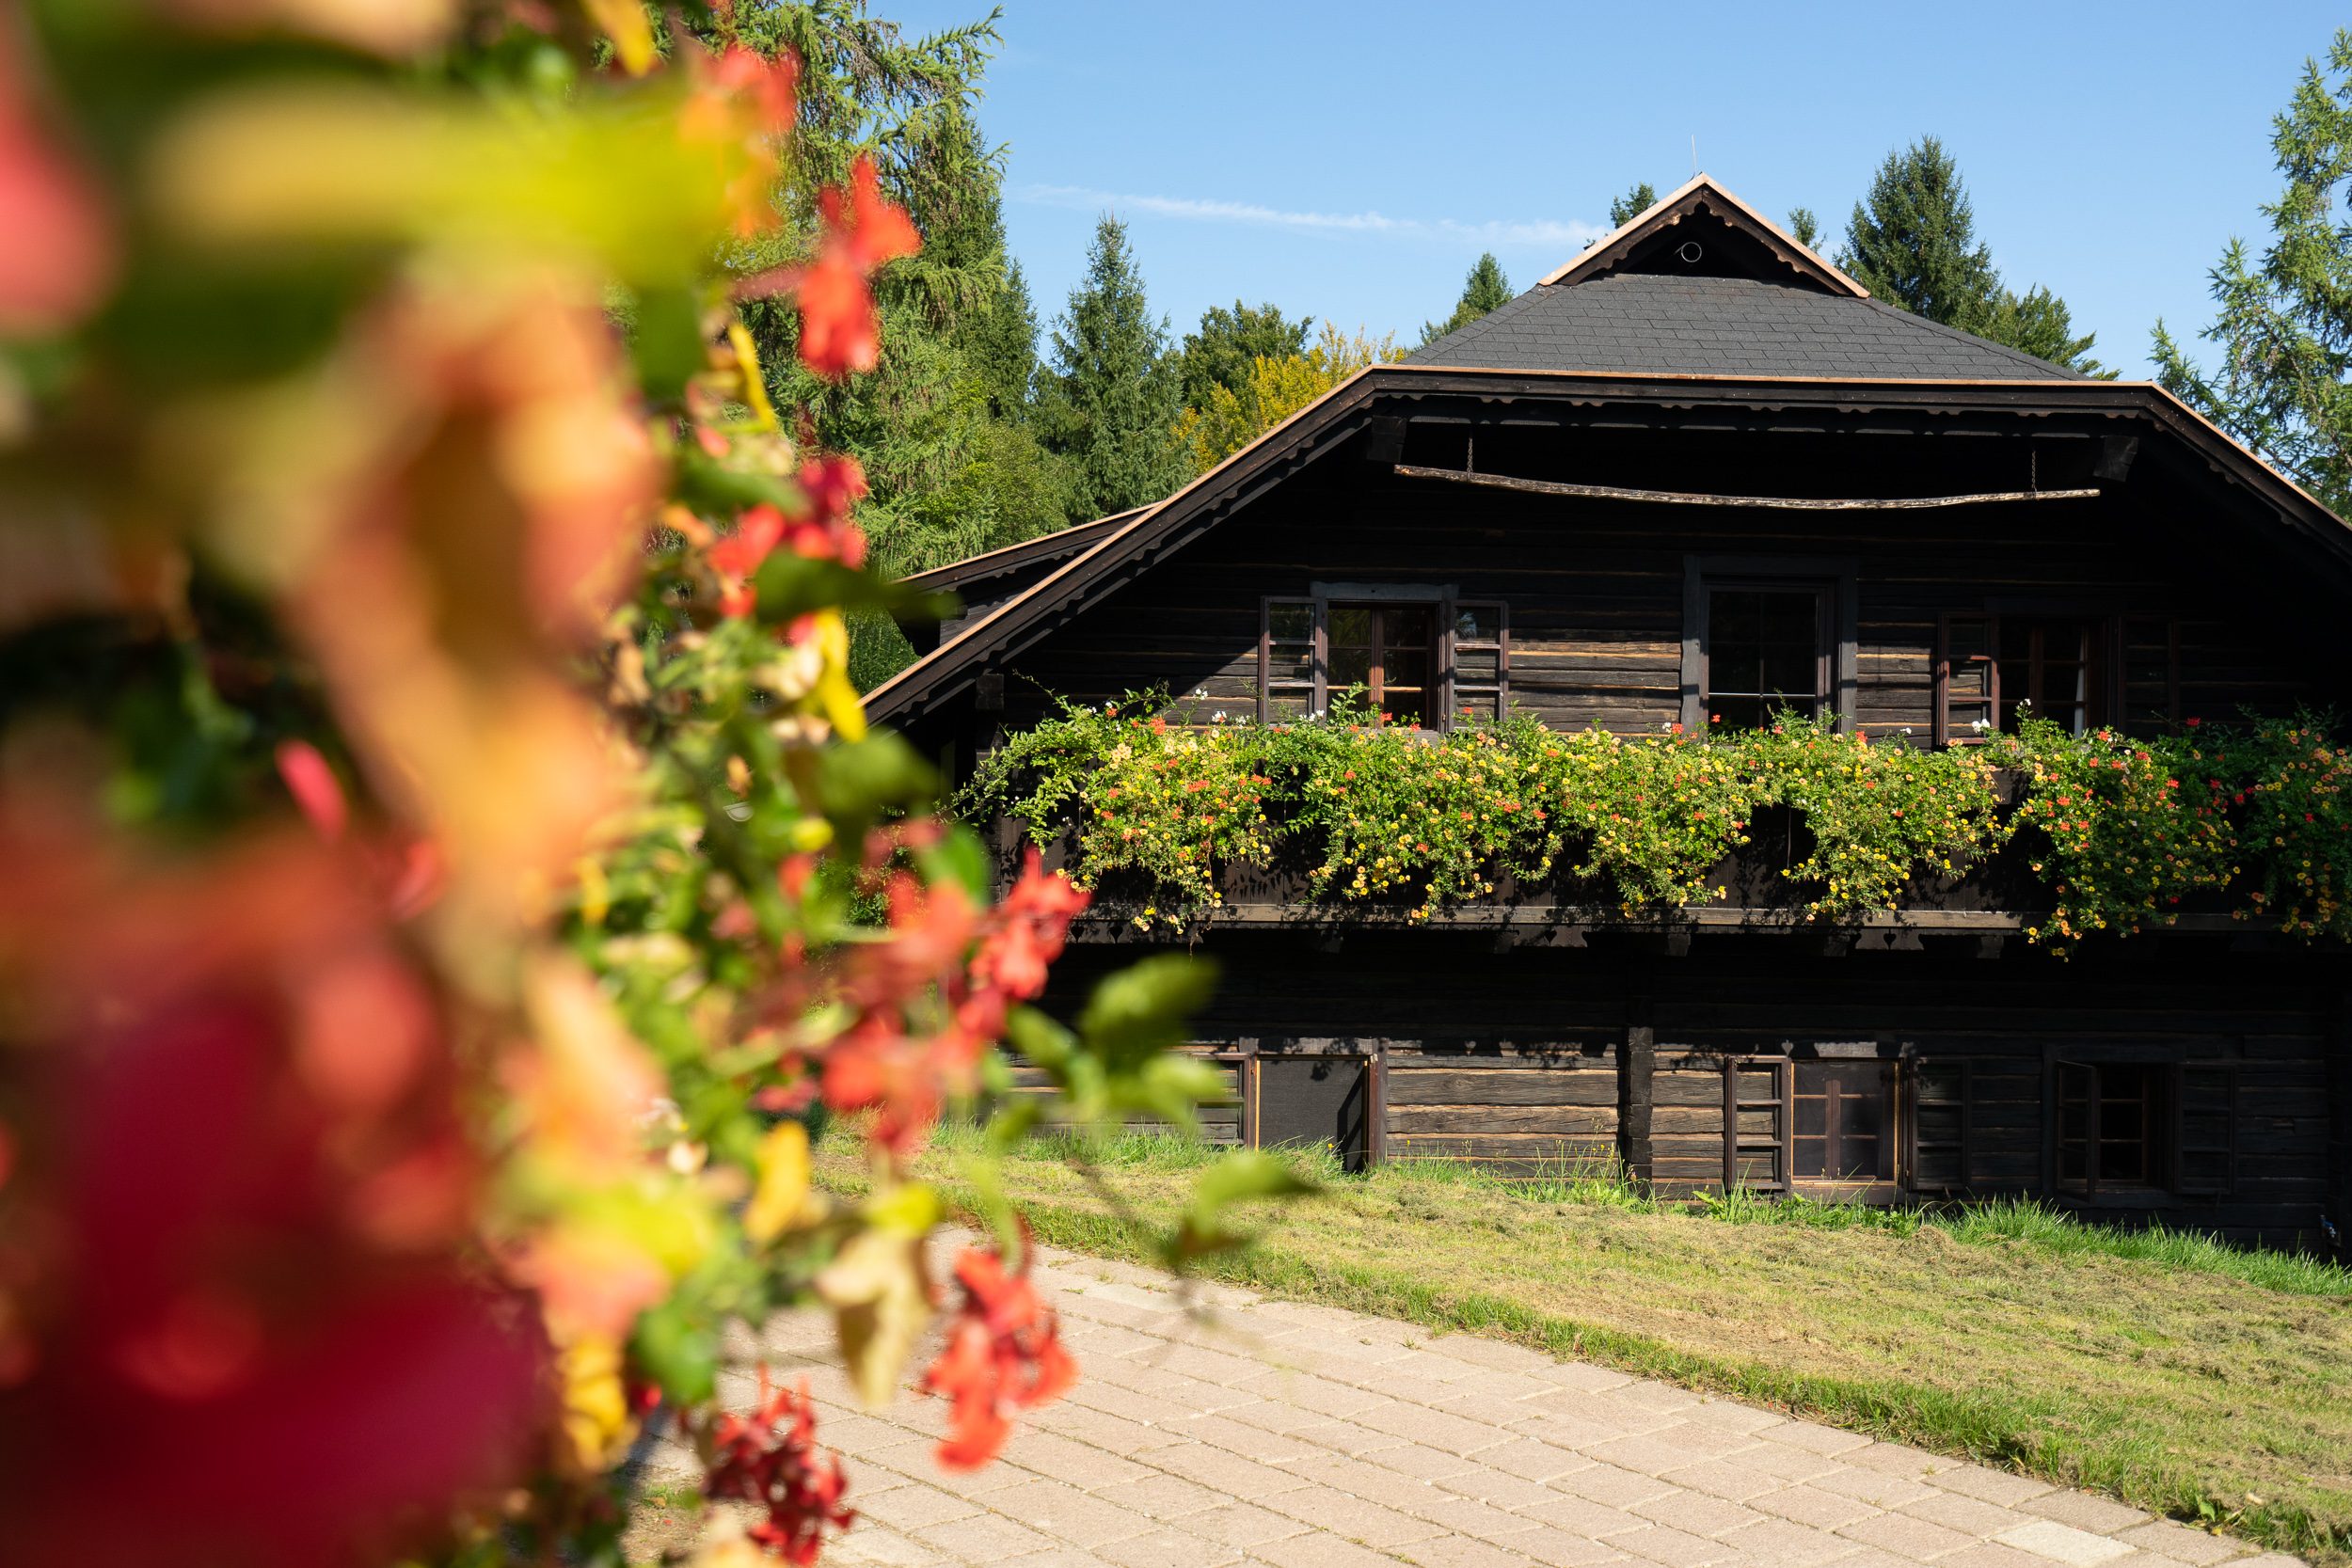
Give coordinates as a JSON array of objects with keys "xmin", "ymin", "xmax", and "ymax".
[{"xmin": 961, "ymin": 694, "xmax": 2352, "ymax": 953}]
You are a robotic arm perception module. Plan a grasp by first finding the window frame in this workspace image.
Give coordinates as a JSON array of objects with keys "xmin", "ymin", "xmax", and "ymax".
[
  {"xmin": 1681, "ymin": 556, "xmax": 1858, "ymax": 734},
  {"xmin": 1936, "ymin": 603, "xmax": 2177, "ymax": 745},
  {"xmin": 1259, "ymin": 584, "xmax": 1509, "ymax": 730},
  {"xmin": 2041, "ymin": 1045, "xmax": 2236, "ymax": 1202}
]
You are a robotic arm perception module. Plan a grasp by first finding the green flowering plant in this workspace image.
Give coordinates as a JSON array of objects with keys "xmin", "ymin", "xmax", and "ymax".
[{"xmin": 963, "ymin": 693, "xmax": 2352, "ymax": 954}]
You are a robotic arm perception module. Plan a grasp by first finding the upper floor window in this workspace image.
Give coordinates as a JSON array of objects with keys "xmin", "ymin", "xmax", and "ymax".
[
  {"xmin": 1680, "ymin": 557, "xmax": 1857, "ymax": 733},
  {"xmin": 1260, "ymin": 590, "xmax": 1507, "ymax": 729},
  {"xmin": 1938, "ymin": 609, "xmax": 2172, "ymax": 744}
]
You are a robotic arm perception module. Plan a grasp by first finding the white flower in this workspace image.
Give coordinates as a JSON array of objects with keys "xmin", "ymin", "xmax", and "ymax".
[
  {"xmin": 1193, "ymin": 688, "xmax": 1209, "ymax": 698},
  {"xmin": 1970, "ymin": 718, "xmax": 1989, "ymax": 733},
  {"xmin": 1212, "ymin": 710, "xmax": 1228, "ymax": 722},
  {"xmin": 1899, "ymin": 726, "xmax": 1914, "ymax": 736}
]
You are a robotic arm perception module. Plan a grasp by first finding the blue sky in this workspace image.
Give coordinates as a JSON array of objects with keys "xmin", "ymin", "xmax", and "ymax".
[{"xmin": 886, "ymin": 0, "xmax": 2344, "ymax": 380}]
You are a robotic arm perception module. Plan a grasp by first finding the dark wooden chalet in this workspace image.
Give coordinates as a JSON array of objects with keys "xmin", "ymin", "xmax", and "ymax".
[{"xmin": 876, "ymin": 177, "xmax": 2352, "ymax": 1251}]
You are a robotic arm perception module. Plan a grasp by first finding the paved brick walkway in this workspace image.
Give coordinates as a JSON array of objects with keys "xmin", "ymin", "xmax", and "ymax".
[{"xmin": 650, "ymin": 1243, "xmax": 2302, "ymax": 1568}]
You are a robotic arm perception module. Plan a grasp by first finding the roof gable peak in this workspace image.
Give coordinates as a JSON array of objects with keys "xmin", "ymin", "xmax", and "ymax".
[{"xmin": 1541, "ymin": 174, "xmax": 1867, "ymax": 298}]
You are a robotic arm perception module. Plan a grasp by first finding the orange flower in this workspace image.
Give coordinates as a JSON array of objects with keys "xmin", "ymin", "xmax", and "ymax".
[
  {"xmin": 921, "ymin": 1245, "xmax": 1075, "ymax": 1470},
  {"xmin": 0, "ymin": 31, "xmax": 115, "ymax": 336}
]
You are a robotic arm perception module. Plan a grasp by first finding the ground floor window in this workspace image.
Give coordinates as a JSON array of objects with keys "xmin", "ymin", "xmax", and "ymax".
[{"xmin": 1791, "ymin": 1060, "xmax": 1892, "ymax": 1181}]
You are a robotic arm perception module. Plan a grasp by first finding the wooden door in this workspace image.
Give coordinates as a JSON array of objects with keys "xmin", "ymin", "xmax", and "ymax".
[{"xmin": 1791, "ymin": 1060, "xmax": 1893, "ymax": 1182}]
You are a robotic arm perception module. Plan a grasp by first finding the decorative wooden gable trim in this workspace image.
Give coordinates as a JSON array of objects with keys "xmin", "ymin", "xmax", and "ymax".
[{"xmin": 1538, "ymin": 174, "xmax": 1868, "ymax": 297}]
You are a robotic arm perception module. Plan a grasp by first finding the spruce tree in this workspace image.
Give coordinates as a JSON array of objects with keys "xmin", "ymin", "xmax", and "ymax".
[
  {"xmin": 1839, "ymin": 136, "xmax": 1997, "ymax": 327},
  {"xmin": 1786, "ymin": 206, "xmax": 1820, "ymax": 248},
  {"xmin": 1420, "ymin": 254, "xmax": 1514, "ymax": 344},
  {"xmin": 1035, "ymin": 215, "xmax": 1190, "ymax": 516},
  {"xmin": 1179, "ymin": 302, "xmax": 1311, "ymax": 411},
  {"xmin": 2156, "ymin": 27, "xmax": 2352, "ymax": 514},
  {"xmin": 1841, "ymin": 136, "xmax": 2106, "ymax": 376},
  {"xmin": 1609, "ymin": 182, "xmax": 1659, "ymax": 228}
]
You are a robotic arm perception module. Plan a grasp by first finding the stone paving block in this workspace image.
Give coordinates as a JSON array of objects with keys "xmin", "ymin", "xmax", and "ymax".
[
  {"xmin": 1764, "ymin": 1422, "xmax": 1876, "ymax": 1456},
  {"xmin": 1261, "ymin": 1485, "xmax": 1448, "ymax": 1548},
  {"xmin": 1679, "ymin": 1399, "xmax": 1788, "ymax": 1437},
  {"xmin": 1514, "ymin": 1492, "xmax": 1651, "ymax": 1538},
  {"xmin": 2019, "ymin": 1491, "xmax": 2156, "ymax": 1534},
  {"xmin": 1610, "ymin": 1523, "xmax": 1744, "ymax": 1565},
  {"xmin": 1807, "ymin": 1465, "xmax": 1939, "ymax": 1511},
  {"xmin": 2113, "ymin": 1520, "xmax": 2245, "ymax": 1564},
  {"xmin": 1627, "ymin": 1489, "xmax": 1772, "ymax": 1538},
  {"xmin": 1391, "ymin": 1490, "xmax": 1540, "ymax": 1543},
  {"xmin": 1510, "ymin": 1410, "xmax": 1663, "ymax": 1451},
  {"xmin": 1897, "ymin": 1491, "xmax": 2038, "ymax": 1538},
  {"xmin": 1148, "ymin": 1442, "xmax": 1320, "ymax": 1500},
  {"xmin": 1533, "ymin": 1360, "xmax": 1636, "ymax": 1394},
  {"xmin": 1003, "ymin": 1551, "xmax": 1139, "ymax": 1568},
  {"xmin": 1714, "ymin": 1514, "xmax": 1868, "ymax": 1565},
  {"xmin": 1928, "ymin": 1467, "xmax": 2058, "ymax": 1507},
  {"xmin": 1093, "ymin": 1527, "xmax": 1248, "ymax": 1568},
  {"xmin": 1278, "ymin": 1447, "xmax": 1429, "ymax": 1501},
  {"xmin": 1158, "ymin": 1410, "xmax": 1323, "ymax": 1462},
  {"xmin": 1112, "ymin": 1472, "xmax": 1229, "ymax": 1520},
  {"xmin": 1362, "ymin": 1444, "xmax": 1485, "ymax": 1485},
  {"xmin": 996, "ymin": 1430, "xmax": 1157, "ymax": 1490},
  {"xmin": 1551, "ymin": 1461, "xmax": 1679, "ymax": 1509},
  {"xmin": 1582, "ymin": 1433, "xmax": 1734, "ymax": 1480},
  {"xmin": 1475, "ymin": 1436, "xmax": 1592, "ymax": 1483},
  {"xmin": 1024, "ymin": 1401, "xmax": 1189, "ymax": 1456},
  {"xmin": 909, "ymin": 1511, "xmax": 1057, "ymax": 1560},
  {"xmin": 1836, "ymin": 1509, "xmax": 1978, "ymax": 1558},
  {"xmin": 1155, "ymin": 1340, "xmax": 1278, "ymax": 1387},
  {"xmin": 830, "ymin": 1524, "xmax": 951, "ymax": 1566},
  {"xmin": 1994, "ymin": 1518, "xmax": 2136, "ymax": 1565},
  {"xmin": 985, "ymin": 1479, "xmax": 1158, "ymax": 1548},
  {"xmin": 1234, "ymin": 1370, "xmax": 1395, "ymax": 1419},
  {"xmin": 1392, "ymin": 1532, "xmax": 1545, "ymax": 1568},
  {"xmin": 1421, "ymin": 1335, "xmax": 1561, "ymax": 1374},
  {"xmin": 1507, "ymin": 1523, "xmax": 1644, "ymax": 1567},
  {"xmin": 1180, "ymin": 1501, "xmax": 1312, "ymax": 1549},
  {"xmin": 1060, "ymin": 1320, "xmax": 1175, "ymax": 1359},
  {"xmin": 1290, "ymin": 1417, "xmax": 1415, "ymax": 1459},
  {"xmin": 1426, "ymin": 1467, "xmax": 1563, "ymax": 1510},
  {"xmin": 1936, "ymin": 1544, "xmax": 2072, "ymax": 1568},
  {"xmin": 1847, "ymin": 1439, "xmax": 1964, "ymax": 1478},
  {"xmin": 1355, "ymin": 1410, "xmax": 1496, "ymax": 1457},
  {"xmin": 1252, "ymin": 1532, "xmax": 1415, "ymax": 1568},
  {"xmin": 1654, "ymin": 1457, "xmax": 1781, "ymax": 1503},
  {"xmin": 1733, "ymin": 1441, "xmax": 1846, "ymax": 1483},
  {"xmin": 853, "ymin": 1483, "xmax": 983, "ymax": 1531},
  {"xmin": 1746, "ymin": 1482, "xmax": 1883, "ymax": 1530},
  {"xmin": 862, "ymin": 1439, "xmax": 1037, "ymax": 1497}
]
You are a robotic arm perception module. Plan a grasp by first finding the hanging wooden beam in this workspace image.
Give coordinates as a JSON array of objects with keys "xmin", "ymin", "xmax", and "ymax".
[{"xmin": 1392, "ymin": 463, "xmax": 2103, "ymax": 511}]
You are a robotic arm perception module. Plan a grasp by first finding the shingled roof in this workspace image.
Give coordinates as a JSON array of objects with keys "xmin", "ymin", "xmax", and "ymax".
[{"xmin": 1412, "ymin": 174, "xmax": 2077, "ymax": 382}]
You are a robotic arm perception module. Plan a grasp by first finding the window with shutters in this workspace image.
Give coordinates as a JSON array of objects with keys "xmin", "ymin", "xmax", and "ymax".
[
  {"xmin": 1259, "ymin": 592, "xmax": 1507, "ymax": 730},
  {"xmin": 2051, "ymin": 1059, "xmax": 2232, "ymax": 1198},
  {"xmin": 1907, "ymin": 1059, "xmax": 1969, "ymax": 1192},
  {"xmin": 1724, "ymin": 1059, "xmax": 1789, "ymax": 1190}
]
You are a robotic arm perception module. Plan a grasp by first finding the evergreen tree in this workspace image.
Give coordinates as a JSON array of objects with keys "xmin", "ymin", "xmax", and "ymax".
[
  {"xmin": 1841, "ymin": 135, "xmax": 2106, "ymax": 376},
  {"xmin": 1839, "ymin": 136, "xmax": 1998, "ymax": 327},
  {"xmin": 966, "ymin": 257, "xmax": 1040, "ymax": 421},
  {"xmin": 1786, "ymin": 206, "xmax": 1820, "ymax": 248},
  {"xmin": 1609, "ymin": 182, "xmax": 1659, "ymax": 228},
  {"xmin": 1179, "ymin": 302, "xmax": 1311, "ymax": 411},
  {"xmin": 2156, "ymin": 27, "xmax": 2352, "ymax": 514},
  {"xmin": 1035, "ymin": 215, "xmax": 1190, "ymax": 516},
  {"xmin": 1420, "ymin": 253, "xmax": 1514, "ymax": 344}
]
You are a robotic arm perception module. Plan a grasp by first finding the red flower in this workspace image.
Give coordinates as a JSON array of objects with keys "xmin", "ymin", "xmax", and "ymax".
[
  {"xmin": 274, "ymin": 739, "xmax": 348, "ymax": 842},
  {"xmin": 0, "ymin": 34, "xmax": 115, "ymax": 335},
  {"xmin": 921, "ymin": 1245, "xmax": 1075, "ymax": 1470},
  {"xmin": 968, "ymin": 851, "xmax": 1089, "ymax": 1009},
  {"xmin": 742, "ymin": 156, "xmax": 922, "ymax": 378},
  {"xmin": 704, "ymin": 1371, "xmax": 855, "ymax": 1565}
]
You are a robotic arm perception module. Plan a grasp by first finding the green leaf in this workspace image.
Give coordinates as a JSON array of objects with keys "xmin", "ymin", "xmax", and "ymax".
[
  {"xmin": 1077, "ymin": 954, "xmax": 1218, "ymax": 1071},
  {"xmin": 1004, "ymin": 1004, "xmax": 1077, "ymax": 1072},
  {"xmin": 918, "ymin": 821, "xmax": 993, "ymax": 904},
  {"xmin": 750, "ymin": 550, "xmax": 955, "ymax": 626},
  {"xmin": 812, "ymin": 732, "xmax": 937, "ymax": 836},
  {"xmin": 632, "ymin": 284, "xmax": 705, "ymax": 405},
  {"xmin": 630, "ymin": 1299, "xmax": 718, "ymax": 1405},
  {"xmin": 1169, "ymin": 1150, "xmax": 1316, "ymax": 1264}
]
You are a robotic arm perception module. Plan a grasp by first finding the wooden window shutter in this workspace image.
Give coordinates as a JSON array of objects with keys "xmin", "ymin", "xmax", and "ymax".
[
  {"xmin": 1723, "ymin": 1057, "xmax": 1789, "ymax": 1191},
  {"xmin": 1935, "ymin": 612, "xmax": 1996, "ymax": 747},
  {"xmin": 2174, "ymin": 1063, "xmax": 2237, "ymax": 1196},
  {"xmin": 1261, "ymin": 596, "xmax": 1316, "ymax": 724},
  {"xmin": 1907, "ymin": 1058, "xmax": 1969, "ymax": 1193},
  {"xmin": 2122, "ymin": 616, "xmax": 2182, "ymax": 734},
  {"xmin": 1449, "ymin": 599, "xmax": 1508, "ymax": 728}
]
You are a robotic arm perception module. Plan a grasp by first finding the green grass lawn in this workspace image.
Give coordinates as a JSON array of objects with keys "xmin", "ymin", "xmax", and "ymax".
[{"xmin": 824, "ymin": 1128, "xmax": 2352, "ymax": 1565}]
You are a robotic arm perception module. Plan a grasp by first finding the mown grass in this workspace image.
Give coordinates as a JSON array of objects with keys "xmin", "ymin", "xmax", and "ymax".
[{"xmin": 826, "ymin": 1126, "xmax": 2352, "ymax": 1564}]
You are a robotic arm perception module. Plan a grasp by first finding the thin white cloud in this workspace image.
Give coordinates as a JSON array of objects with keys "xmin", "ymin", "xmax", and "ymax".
[{"xmin": 1016, "ymin": 182, "xmax": 1605, "ymax": 249}]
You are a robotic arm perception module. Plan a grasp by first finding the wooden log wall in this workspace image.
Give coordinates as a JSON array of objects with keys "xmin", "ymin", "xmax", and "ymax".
[
  {"xmin": 982, "ymin": 423, "xmax": 2339, "ymax": 742},
  {"xmin": 1037, "ymin": 933, "xmax": 2345, "ymax": 1250}
]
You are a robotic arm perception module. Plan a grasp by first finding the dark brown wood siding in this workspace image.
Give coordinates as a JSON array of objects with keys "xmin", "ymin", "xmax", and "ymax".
[{"xmin": 1039, "ymin": 932, "xmax": 2344, "ymax": 1249}]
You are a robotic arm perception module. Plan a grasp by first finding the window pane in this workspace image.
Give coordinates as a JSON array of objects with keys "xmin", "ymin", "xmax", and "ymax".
[
  {"xmin": 1328, "ymin": 605, "xmax": 1371, "ymax": 653},
  {"xmin": 1268, "ymin": 603, "xmax": 1313, "ymax": 641},
  {"xmin": 1708, "ymin": 588, "xmax": 1822, "ymax": 727},
  {"xmin": 1454, "ymin": 607, "xmax": 1490, "ymax": 641}
]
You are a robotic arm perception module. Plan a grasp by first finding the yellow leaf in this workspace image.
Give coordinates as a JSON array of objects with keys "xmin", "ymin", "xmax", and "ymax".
[
  {"xmin": 557, "ymin": 1332, "xmax": 635, "ymax": 1474},
  {"xmin": 815, "ymin": 1227, "xmax": 932, "ymax": 1409},
  {"xmin": 744, "ymin": 1120, "xmax": 823, "ymax": 1243},
  {"xmin": 582, "ymin": 0, "xmax": 658, "ymax": 75}
]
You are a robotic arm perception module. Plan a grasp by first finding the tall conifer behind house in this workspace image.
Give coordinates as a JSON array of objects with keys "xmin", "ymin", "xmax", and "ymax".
[
  {"xmin": 1036, "ymin": 215, "xmax": 1190, "ymax": 515},
  {"xmin": 1421, "ymin": 253, "xmax": 1514, "ymax": 344}
]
